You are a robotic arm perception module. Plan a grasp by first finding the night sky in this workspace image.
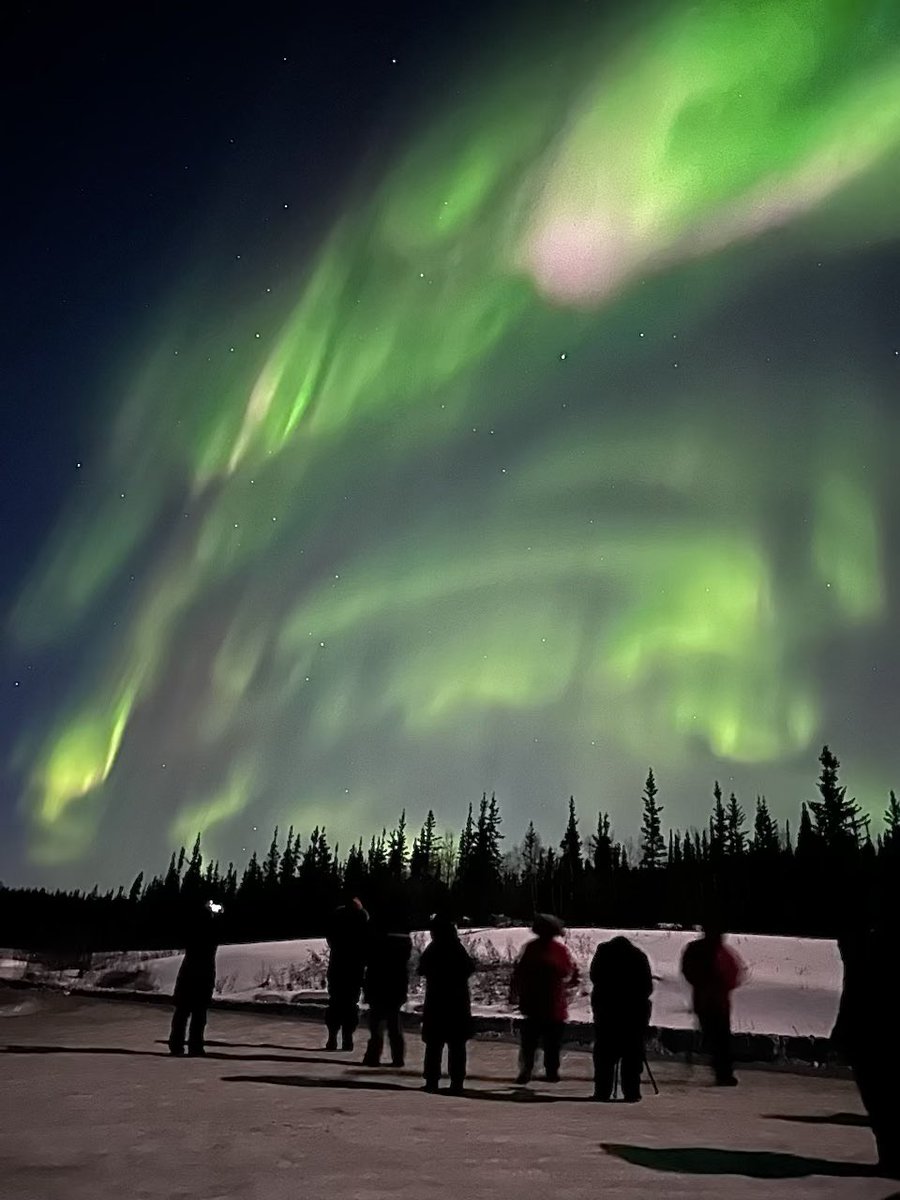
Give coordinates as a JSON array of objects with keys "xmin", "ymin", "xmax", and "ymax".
[{"xmin": 4, "ymin": 1, "xmax": 900, "ymax": 887}]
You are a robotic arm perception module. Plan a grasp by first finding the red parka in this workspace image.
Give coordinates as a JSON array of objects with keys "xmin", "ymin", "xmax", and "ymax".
[
  {"xmin": 681, "ymin": 936, "xmax": 745, "ymax": 1016},
  {"xmin": 511, "ymin": 936, "xmax": 579, "ymax": 1023}
]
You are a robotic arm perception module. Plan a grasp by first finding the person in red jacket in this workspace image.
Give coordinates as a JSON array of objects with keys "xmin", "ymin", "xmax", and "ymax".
[
  {"xmin": 680, "ymin": 923, "xmax": 746, "ymax": 1086},
  {"xmin": 510, "ymin": 913, "xmax": 580, "ymax": 1084}
]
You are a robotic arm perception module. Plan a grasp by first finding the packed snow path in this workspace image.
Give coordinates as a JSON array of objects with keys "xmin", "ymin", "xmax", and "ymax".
[{"xmin": 0, "ymin": 989, "xmax": 895, "ymax": 1200}]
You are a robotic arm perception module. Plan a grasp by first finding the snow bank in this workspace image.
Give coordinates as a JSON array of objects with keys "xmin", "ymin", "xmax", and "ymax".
[{"xmin": 27, "ymin": 926, "xmax": 841, "ymax": 1040}]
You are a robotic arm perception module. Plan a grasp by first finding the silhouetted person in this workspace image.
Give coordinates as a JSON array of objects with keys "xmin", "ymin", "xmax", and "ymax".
[
  {"xmin": 510, "ymin": 913, "xmax": 579, "ymax": 1084},
  {"xmin": 681, "ymin": 923, "xmax": 745, "ymax": 1086},
  {"xmin": 362, "ymin": 907, "xmax": 412, "ymax": 1068},
  {"xmin": 418, "ymin": 915, "xmax": 476, "ymax": 1095},
  {"xmin": 832, "ymin": 921, "xmax": 899, "ymax": 1179},
  {"xmin": 168, "ymin": 900, "xmax": 222, "ymax": 1056},
  {"xmin": 324, "ymin": 896, "xmax": 369, "ymax": 1051},
  {"xmin": 590, "ymin": 935, "xmax": 653, "ymax": 1102}
]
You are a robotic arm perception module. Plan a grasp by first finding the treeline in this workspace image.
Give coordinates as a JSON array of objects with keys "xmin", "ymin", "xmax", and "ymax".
[{"xmin": 3, "ymin": 746, "xmax": 898, "ymax": 956}]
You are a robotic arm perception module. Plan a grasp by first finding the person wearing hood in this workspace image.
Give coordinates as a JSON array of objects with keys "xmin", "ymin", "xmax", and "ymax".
[
  {"xmin": 589, "ymin": 935, "xmax": 653, "ymax": 1102},
  {"xmin": 361, "ymin": 906, "xmax": 413, "ymax": 1068},
  {"xmin": 680, "ymin": 922, "xmax": 746, "ymax": 1086},
  {"xmin": 168, "ymin": 899, "xmax": 222, "ymax": 1057},
  {"xmin": 418, "ymin": 915, "xmax": 476, "ymax": 1095},
  {"xmin": 832, "ymin": 918, "xmax": 899, "ymax": 1180},
  {"xmin": 509, "ymin": 913, "xmax": 579, "ymax": 1084},
  {"xmin": 324, "ymin": 895, "xmax": 369, "ymax": 1051}
]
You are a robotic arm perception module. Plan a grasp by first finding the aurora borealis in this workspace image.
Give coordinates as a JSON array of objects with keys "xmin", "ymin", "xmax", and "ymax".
[{"xmin": 5, "ymin": 0, "xmax": 900, "ymax": 884}]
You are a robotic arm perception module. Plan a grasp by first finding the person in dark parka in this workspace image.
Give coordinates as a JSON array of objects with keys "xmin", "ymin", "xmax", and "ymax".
[
  {"xmin": 589, "ymin": 935, "xmax": 653, "ymax": 1102},
  {"xmin": 362, "ymin": 908, "xmax": 412, "ymax": 1068},
  {"xmin": 832, "ymin": 921, "xmax": 899, "ymax": 1179},
  {"xmin": 418, "ymin": 916, "xmax": 476, "ymax": 1094},
  {"xmin": 168, "ymin": 900, "xmax": 221, "ymax": 1056},
  {"xmin": 324, "ymin": 896, "xmax": 369, "ymax": 1051}
]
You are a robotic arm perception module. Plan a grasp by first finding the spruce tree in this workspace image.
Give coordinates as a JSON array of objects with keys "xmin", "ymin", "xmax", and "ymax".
[
  {"xmin": 639, "ymin": 768, "xmax": 665, "ymax": 869},
  {"xmin": 710, "ymin": 781, "xmax": 727, "ymax": 859},
  {"xmin": 416, "ymin": 810, "xmax": 438, "ymax": 878},
  {"xmin": 458, "ymin": 804, "xmax": 475, "ymax": 876},
  {"xmin": 387, "ymin": 811, "xmax": 408, "ymax": 878},
  {"xmin": 301, "ymin": 829, "xmax": 321, "ymax": 879},
  {"xmin": 367, "ymin": 831, "xmax": 387, "ymax": 876},
  {"xmin": 467, "ymin": 793, "xmax": 503, "ymax": 913},
  {"xmin": 436, "ymin": 831, "xmax": 457, "ymax": 887},
  {"xmin": 809, "ymin": 745, "xmax": 864, "ymax": 853},
  {"xmin": 752, "ymin": 796, "xmax": 779, "ymax": 855},
  {"xmin": 344, "ymin": 841, "xmax": 367, "ymax": 894},
  {"xmin": 560, "ymin": 797, "xmax": 583, "ymax": 877},
  {"xmin": 883, "ymin": 790, "xmax": 900, "ymax": 851},
  {"xmin": 279, "ymin": 827, "xmax": 297, "ymax": 885},
  {"xmin": 558, "ymin": 796, "xmax": 583, "ymax": 917},
  {"xmin": 408, "ymin": 838, "xmax": 423, "ymax": 881},
  {"xmin": 315, "ymin": 828, "xmax": 333, "ymax": 874},
  {"xmin": 521, "ymin": 821, "xmax": 542, "ymax": 909},
  {"xmin": 223, "ymin": 863, "xmax": 238, "ymax": 903},
  {"xmin": 263, "ymin": 828, "xmax": 280, "ymax": 887},
  {"xmin": 590, "ymin": 812, "xmax": 612, "ymax": 875},
  {"xmin": 240, "ymin": 851, "xmax": 263, "ymax": 906},
  {"xmin": 796, "ymin": 803, "xmax": 818, "ymax": 858},
  {"xmin": 485, "ymin": 793, "xmax": 504, "ymax": 875},
  {"xmin": 725, "ymin": 793, "xmax": 747, "ymax": 857}
]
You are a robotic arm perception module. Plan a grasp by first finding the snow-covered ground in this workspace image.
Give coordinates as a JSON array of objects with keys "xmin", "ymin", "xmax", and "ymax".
[{"xmin": 2, "ymin": 927, "xmax": 844, "ymax": 1039}]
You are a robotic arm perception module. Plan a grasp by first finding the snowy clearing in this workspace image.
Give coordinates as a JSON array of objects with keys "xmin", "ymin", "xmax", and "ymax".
[{"xmin": 2, "ymin": 927, "xmax": 844, "ymax": 1040}]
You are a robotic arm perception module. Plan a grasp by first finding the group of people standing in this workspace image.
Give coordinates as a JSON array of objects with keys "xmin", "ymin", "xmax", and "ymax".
[
  {"xmin": 324, "ymin": 899, "xmax": 746, "ymax": 1102},
  {"xmin": 165, "ymin": 896, "xmax": 896, "ymax": 1178},
  {"xmin": 324, "ymin": 898, "xmax": 475, "ymax": 1093}
]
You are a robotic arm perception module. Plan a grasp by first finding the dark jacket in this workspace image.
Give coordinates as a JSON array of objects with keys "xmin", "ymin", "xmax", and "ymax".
[
  {"xmin": 418, "ymin": 931, "xmax": 476, "ymax": 1042},
  {"xmin": 173, "ymin": 911, "xmax": 219, "ymax": 1004},
  {"xmin": 363, "ymin": 930, "xmax": 412, "ymax": 1010},
  {"xmin": 589, "ymin": 936, "xmax": 653, "ymax": 1028},
  {"xmin": 326, "ymin": 902, "xmax": 369, "ymax": 991},
  {"xmin": 832, "ymin": 927, "xmax": 890, "ymax": 1058}
]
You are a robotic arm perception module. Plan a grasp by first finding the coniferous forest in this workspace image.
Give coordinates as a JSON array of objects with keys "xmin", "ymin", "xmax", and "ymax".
[{"xmin": 3, "ymin": 746, "xmax": 898, "ymax": 958}]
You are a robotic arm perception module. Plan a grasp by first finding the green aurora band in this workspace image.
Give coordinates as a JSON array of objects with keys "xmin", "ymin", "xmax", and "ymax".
[{"xmin": 10, "ymin": 0, "xmax": 900, "ymax": 874}]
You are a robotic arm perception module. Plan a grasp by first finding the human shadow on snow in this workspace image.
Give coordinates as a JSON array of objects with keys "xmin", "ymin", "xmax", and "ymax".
[
  {"xmin": 2, "ymin": 1043, "xmax": 377, "ymax": 1067},
  {"xmin": 2, "ymin": 1043, "xmax": 172, "ymax": 1058},
  {"xmin": 602, "ymin": 1143, "xmax": 876, "ymax": 1179},
  {"xmin": 196, "ymin": 1041, "xmax": 593, "ymax": 1085},
  {"xmin": 222, "ymin": 1073, "xmax": 599, "ymax": 1102},
  {"xmin": 764, "ymin": 1111, "xmax": 870, "ymax": 1128}
]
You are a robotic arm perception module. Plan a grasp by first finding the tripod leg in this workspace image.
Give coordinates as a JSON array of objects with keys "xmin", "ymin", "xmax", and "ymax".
[
  {"xmin": 612, "ymin": 1059, "xmax": 619, "ymax": 1100},
  {"xmin": 643, "ymin": 1055, "xmax": 660, "ymax": 1095}
]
